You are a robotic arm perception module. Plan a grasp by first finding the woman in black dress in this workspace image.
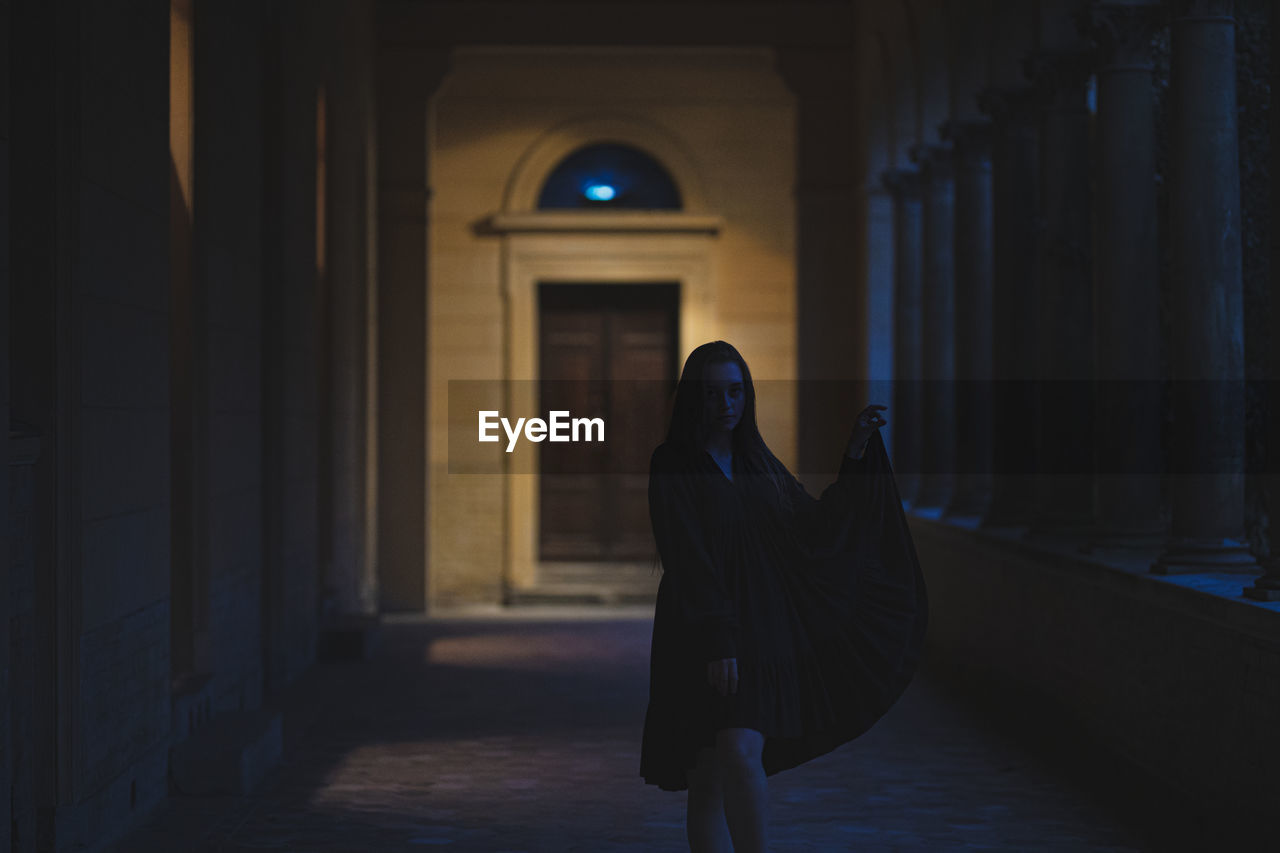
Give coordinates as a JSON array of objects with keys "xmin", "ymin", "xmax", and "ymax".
[{"xmin": 639, "ymin": 341, "xmax": 928, "ymax": 852}]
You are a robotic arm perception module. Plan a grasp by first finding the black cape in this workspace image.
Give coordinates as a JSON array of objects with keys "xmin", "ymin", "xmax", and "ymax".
[{"xmin": 639, "ymin": 429, "xmax": 928, "ymax": 791}]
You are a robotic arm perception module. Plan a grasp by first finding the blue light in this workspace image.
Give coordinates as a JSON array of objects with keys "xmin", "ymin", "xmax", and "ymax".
[{"xmin": 583, "ymin": 183, "xmax": 617, "ymax": 202}]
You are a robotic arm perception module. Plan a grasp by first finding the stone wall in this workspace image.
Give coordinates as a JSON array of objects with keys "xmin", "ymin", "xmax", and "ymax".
[
  {"xmin": 56, "ymin": 1, "xmax": 174, "ymax": 845},
  {"xmin": 428, "ymin": 47, "xmax": 798, "ymax": 607},
  {"xmin": 911, "ymin": 516, "xmax": 1280, "ymax": 833}
]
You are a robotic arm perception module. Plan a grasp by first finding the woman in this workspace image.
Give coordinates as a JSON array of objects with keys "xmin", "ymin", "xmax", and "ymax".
[{"xmin": 639, "ymin": 341, "xmax": 928, "ymax": 853}]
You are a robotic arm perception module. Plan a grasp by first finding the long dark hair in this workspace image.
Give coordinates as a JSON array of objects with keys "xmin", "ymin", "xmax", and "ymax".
[{"xmin": 663, "ymin": 340, "xmax": 798, "ymax": 517}]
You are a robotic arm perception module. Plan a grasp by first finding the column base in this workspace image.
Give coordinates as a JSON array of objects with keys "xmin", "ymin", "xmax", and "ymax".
[
  {"xmin": 1243, "ymin": 565, "xmax": 1280, "ymax": 600},
  {"xmin": 1243, "ymin": 584, "xmax": 1280, "ymax": 601},
  {"xmin": 169, "ymin": 709, "xmax": 283, "ymax": 796},
  {"xmin": 318, "ymin": 612, "xmax": 383, "ymax": 661},
  {"xmin": 1150, "ymin": 540, "xmax": 1260, "ymax": 575}
]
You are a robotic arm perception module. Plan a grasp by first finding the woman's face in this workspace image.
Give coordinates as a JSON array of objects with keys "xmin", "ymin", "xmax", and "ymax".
[{"xmin": 702, "ymin": 360, "xmax": 745, "ymax": 435}]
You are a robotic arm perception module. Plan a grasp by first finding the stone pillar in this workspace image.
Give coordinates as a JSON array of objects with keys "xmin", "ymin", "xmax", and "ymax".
[
  {"xmin": 1153, "ymin": 0, "xmax": 1257, "ymax": 573},
  {"xmin": 941, "ymin": 119, "xmax": 994, "ymax": 518},
  {"xmin": 882, "ymin": 167, "xmax": 925, "ymax": 507},
  {"xmin": 977, "ymin": 85, "xmax": 1041, "ymax": 529},
  {"xmin": 375, "ymin": 41, "xmax": 449, "ymax": 610},
  {"xmin": 777, "ymin": 49, "xmax": 866, "ymax": 479},
  {"xmin": 1024, "ymin": 48, "xmax": 1096, "ymax": 538},
  {"xmin": 1080, "ymin": 2, "xmax": 1166, "ymax": 550},
  {"xmin": 324, "ymin": 0, "xmax": 378, "ymax": 618},
  {"xmin": 261, "ymin": 0, "xmax": 322, "ymax": 689},
  {"xmin": 910, "ymin": 143, "xmax": 956, "ymax": 512}
]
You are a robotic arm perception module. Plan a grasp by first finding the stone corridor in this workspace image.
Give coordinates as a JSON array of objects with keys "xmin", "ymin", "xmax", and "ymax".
[{"xmin": 109, "ymin": 606, "xmax": 1235, "ymax": 852}]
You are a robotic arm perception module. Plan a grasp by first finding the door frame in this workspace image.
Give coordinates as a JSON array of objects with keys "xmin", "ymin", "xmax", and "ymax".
[{"xmin": 491, "ymin": 215, "xmax": 722, "ymax": 592}]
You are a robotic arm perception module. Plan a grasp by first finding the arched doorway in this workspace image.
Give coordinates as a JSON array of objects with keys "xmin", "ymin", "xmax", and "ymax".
[{"xmin": 491, "ymin": 124, "xmax": 724, "ymax": 602}]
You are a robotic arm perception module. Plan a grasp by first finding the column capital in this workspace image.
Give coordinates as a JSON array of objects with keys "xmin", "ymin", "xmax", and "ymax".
[
  {"xmin": 1078, "ymin": 2, "xmax": 1163, "ymax": 71},
  {"xmin": 909, "ymin": 142, "xmax": 955, "ymax": 180},
  {"xmin": 940, "ymin": 118, "xmax": 993, "ymax": 169},
  {"xmin": 881, "ymin": 167, "xmax": 923, "ymax": 198},
  {"xmin": 1024, "ymin": 48, "xmax": 1096, "ymax": 112}
]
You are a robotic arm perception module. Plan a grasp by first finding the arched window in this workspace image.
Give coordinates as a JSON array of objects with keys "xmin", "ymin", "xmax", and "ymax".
[{"xmin": 536, "ymin": 142, "xmax": 682, "ymax": 210}]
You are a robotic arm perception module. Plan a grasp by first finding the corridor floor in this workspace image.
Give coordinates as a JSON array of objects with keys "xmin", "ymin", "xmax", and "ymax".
[{"xmin": 110, "ymin": 605, "xmax": 1222, "ymax": 852}]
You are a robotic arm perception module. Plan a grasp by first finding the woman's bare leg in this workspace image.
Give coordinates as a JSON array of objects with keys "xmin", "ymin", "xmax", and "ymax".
[
  {"xmin": 717, "ymin": 727, "xmax": 768, "ymax": 853},
  {"xmin": 686, "ymin": 745, "xmax": 733, "ymax": 853}
]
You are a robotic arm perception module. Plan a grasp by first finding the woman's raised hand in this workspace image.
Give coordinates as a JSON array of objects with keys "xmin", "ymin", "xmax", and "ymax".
[
  {"xmin": 708, "ymin": 657, "xmax": 738, "ymax": 696},
  {"xmin": 847, "ymin": 403, "xmax": 888, "ymax": 458}
]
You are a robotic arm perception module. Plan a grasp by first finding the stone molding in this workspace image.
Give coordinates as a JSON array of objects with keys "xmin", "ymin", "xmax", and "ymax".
[{"xmin": 483, "ymin": 211, "xmax": 723, "ymax": 235}]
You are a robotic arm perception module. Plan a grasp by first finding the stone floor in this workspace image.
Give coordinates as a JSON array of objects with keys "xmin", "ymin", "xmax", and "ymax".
[{"xmin": 110, "ymin": 604, "xmax": 1250, "ymax": 852}]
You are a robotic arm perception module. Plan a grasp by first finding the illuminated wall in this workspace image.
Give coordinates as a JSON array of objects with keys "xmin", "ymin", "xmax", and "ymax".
[{"xmin": 427, "ymin": 47, "xmax": 797, "ymax": 606}]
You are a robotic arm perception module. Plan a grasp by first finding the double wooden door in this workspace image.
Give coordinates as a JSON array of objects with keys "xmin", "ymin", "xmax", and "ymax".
[{"xmin": 538, "ymin": 283, "xmax": 677, "ymax": 560}]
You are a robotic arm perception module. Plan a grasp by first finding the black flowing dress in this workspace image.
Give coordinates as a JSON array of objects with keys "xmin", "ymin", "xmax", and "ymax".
[{"xmin": 638, "ymin": 429, "xmax": 928, "ymax": 792}]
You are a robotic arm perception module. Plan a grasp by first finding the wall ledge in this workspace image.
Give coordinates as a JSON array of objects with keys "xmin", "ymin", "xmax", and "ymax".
[
  {"xmin": 906, "ymin": 510, "xmax": 1280, "ymax": 827},
  {"xmin": 480, "ymin": 211, "xmax": 724, "ymax": 235},
  {"xmin": 907, "ymin": 511, "xmax": 1280, "ymax": 644}
]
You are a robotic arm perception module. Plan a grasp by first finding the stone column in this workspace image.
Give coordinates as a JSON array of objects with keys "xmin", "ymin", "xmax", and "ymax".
[
  {"xmin": 977, "ymin": 85, "xmax": 1041, "ymax": 529},
  {"xmin": 882, "ymin": 167, "xmax": 925, "ymax": 507},
  {"xmin": 1024, "ymin": 48, "xmax": 1096, "ymax": 538},
  {"xmin": 262, "ymin": 0, "xmax": 324, "ymax": 690},
  {"xmin": 375, "ymin": 42, "xmax": 449, "ymax": 611},
  {"xmin": 777, "ymin": 49, "xmax": 866, "ymax": 479},
  {"xmin": 941, "ymin": 119, "xmax": 994, "ymax": 518},
  {"xmin": 1080, "ymin": 2, "xmax": 1166, "ymax": 550},
  {"xmin": 325, "ymin": 0, "xmax": 378, "ymax": 619},
  {"xmin": 1153, "ymin": 0, "xmax": 1257, "ymax": 572},
  {"xmin": 910, "ymin": 143, "xmax": 956, "ymax": 512}
]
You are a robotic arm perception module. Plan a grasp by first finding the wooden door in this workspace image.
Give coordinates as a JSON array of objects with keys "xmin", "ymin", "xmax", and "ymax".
[{"xmin": 538, "ymin": 284, "xmax": 677, "ymax": 560}]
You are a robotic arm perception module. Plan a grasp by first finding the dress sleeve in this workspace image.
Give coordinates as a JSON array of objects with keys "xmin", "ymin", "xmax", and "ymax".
[{"xmin": 648, "ymin": 444, "xmax": 739, "ymax": 663}]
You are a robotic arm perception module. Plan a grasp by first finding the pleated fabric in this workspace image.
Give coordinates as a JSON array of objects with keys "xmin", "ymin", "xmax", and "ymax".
[{"xmin": 639, "ymin": 429, "xmax": 928, "ymax": 792}]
